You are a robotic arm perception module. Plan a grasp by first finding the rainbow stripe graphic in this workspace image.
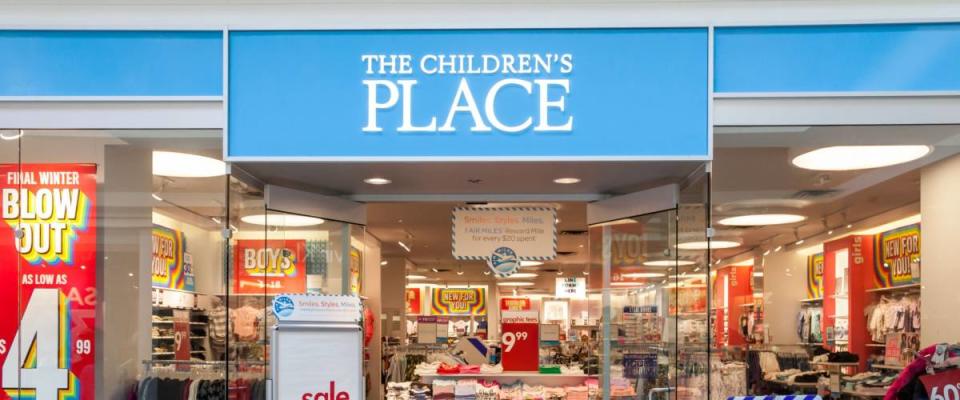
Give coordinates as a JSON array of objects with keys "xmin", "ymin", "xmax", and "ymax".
[
  {"xmin": 2, "ymin": 189, "xmax": 91, "ymax": 267},
  {"xmin": 430, "ymin": 288, "xmax": 487, "ymax": 315},
  {"xmin": 151, "ymin": 225, "xmax": 186, "ymax": 289},
  {"xmin": 805, "ymin": 253, "xmax": 824, "ymax": 299},
  {"xmin": 874, "ymin": 224, "xmax": 921, "ymax": 288},
  {"xmin": 3, "ymin": 292, "xmax": 80, "ymax": 400}
]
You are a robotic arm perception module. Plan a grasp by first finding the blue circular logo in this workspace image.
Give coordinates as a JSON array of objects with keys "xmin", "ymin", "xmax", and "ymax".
[
  {"xmin": 489, "ymin": 247, "xmax": 520, "ymax": 277},
  {"xmin": 273, "ymin": 295, "xmax": 295, "ymax": 318}
]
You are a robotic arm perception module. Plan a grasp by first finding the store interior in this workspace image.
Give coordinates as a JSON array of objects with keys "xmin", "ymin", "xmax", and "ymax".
[{"xmin": 4, "ymin": 123, "xmax": 960, "ymax": 399}]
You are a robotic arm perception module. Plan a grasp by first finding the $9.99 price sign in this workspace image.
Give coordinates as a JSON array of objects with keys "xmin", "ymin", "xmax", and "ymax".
[
  {"xmin": 0, "ymin": 164, "xmax": 98, "ymax": 400},
  {"xmin": 921, "ymin": 368, "xmax": 960, "ymax": 400},
  {"xmin": 500, "ymin": 311, "xmax": 539, "ymax": 371}
]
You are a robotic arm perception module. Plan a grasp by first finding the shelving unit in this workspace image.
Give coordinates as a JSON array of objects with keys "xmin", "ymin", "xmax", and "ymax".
[
  {"xmin": 865, "ymin": 283, "xmax": 921, "ymax": 293},
  {"xmin": 871, "ymin": 364, "xmax": 906, "ymax": 371},
  {"xmin": 151, "ymin": 305, "xmax": 209, "ymax": 360}
]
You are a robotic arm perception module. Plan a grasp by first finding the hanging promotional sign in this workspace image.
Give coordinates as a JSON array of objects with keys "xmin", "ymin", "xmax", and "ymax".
[
  {"xmin": 875, "ymin": 224, "xmax": 921, "ymax": 288},
  {"xmin": 430, "ymin": 288, "xmax": 487, "ymax": 316},
  {"xmin": 271, "ymin": 294, "xmax": 362, "ymax": 323},
  {"xmin": 227, "ymin": 29, "xmax": 709, "ymax": 161},
  {"xmin": 234, "ymin": 239, "xmax": 307, "ymax": 294},
  {"xmin": 500, "ymin": 311, "xmax": 539, "ymax": 372},
  {"xmin": 451, "ymin": 207, "xmax": 556, "ymax": 277},
  {"xmin": 555, "ymin": 277, "xmax": 586, "ymax": 299},
  {"xmin": 0, "ymin": 163, "xmax": 97, "ymax": 400},
  {"xmin": 623, "ymin": 353, "xmax": 658, "ymax": 380},
  {"xmin": 500, "ymin": 297, "xmax": 532, "ymax": 311},
  {"xmin": 271, "ymin": 295, "xmax": 362, "ymax": 400},
  {"xmin": 405, "ymin": 288, "xmax": 422, "ymax": 315},
  {"xmin": 667, "ymin": 286, "xmax": 708, "ymax": 315},
  {"xmin": 806, "ymin": 253, "xmax": 824, "ymax": 299},
  {"xmin": 151, "ymin": 225, "xmax": 195, "ymax": 292}
]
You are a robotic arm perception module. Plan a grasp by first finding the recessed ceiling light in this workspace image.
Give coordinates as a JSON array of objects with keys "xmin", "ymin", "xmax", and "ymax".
[
  {"xmin": 398, "ymin": 241, "xmax": 411, "ymax": 252},
  {"xmin": 611, "ymin": 282, "xmax": 642, "ymax": 287},
  {"xmin": 380, "ymin": 260, "xmax": 388, "ymax": 266},
  {"xmin": 676, "ymin": 240, "xmax": 740, "ymax": 250},
  {"xmin": 621, "ymin": 272, "xmax": 666, "ymax": 278},
  {"xmin": 152, "ymin": 151, "xmax": 226, "ymax": 178},
  {"xmin": 456, "ymin": 271, "xmax": 465, "ymax": 276},
  {"xmin": 497, "ymin": 281, "xmax": 534, "ymax": 287},
  {"xmin": 151, "ymin": 193, "xmax": 163, "ymax": 202},
  {"xmin": 241, "ymin": 213, "xmax": 325, "ymax": 227},
  {"xmin": 431, "ymin": 268, "xmax": 439, "ymax": 273},
  {"xmin": 520, "ymin": 261, "xmax": 543, "ymax": 267},
  {"xmin": 792, "ymin": 145, "xmax": 931, "ymax": 171},
  {"xmin": 718, "ymin": 214, "xmax": 806, "ymax": 226},
  {"xmin": 553, "ymin": 177, "xmax": 581, "ymax": 184},
  {"xmin": 364, "ymin": 177, "xmax": 392, "ymax": 185},
  {"xmin": 643, "ymin": 260, "xmax": 696, "ymax": 267},
  {"xmin": 753, "ymin": 272, "xmax": 764, "ymax": 277},
  {"xmin": 503, "ymin": 273, "xmax": 539, "ymax": 279},
  {"xmin": 483, "ymin": 271, "xmax": 491, "ymax": 275},
  {"xmin": 407, "ymin": 275, "xmax": 427, "ymax": 280}
]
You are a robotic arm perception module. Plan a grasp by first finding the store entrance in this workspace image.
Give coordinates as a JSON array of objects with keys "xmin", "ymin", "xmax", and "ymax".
[{"xmin": 255, "ymin": 167, "xmax": 712, "ymax": 400}]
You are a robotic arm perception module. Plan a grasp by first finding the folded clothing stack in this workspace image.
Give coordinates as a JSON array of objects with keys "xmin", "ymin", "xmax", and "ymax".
[
  {"xmin": 610, "ymin": 377, "xmax": 636, "ymax": 397},
  {"xmin": 455, "ymin": 379, "xmax": 478, "ymax": 400},
  {"xmin": 498, "ymin": 382, "xmax": 523, "ymax": 400},
  {"xmin": 564, "ymin": 385, "xmax": 589, "ymax": 400},
  {"xmin": 476, "ymin": 380, "xmax": 500, "ymax": 400},
  {"xmin": 386, "ymin": 381, "xmax": 412, "ymax": 400},
  {"xmin": 480, "ymin": 364, "xmax": 503, "ymax": 374},
  {"xmin": 521, "ymin": 384, "xmax": 545, "ymax": 399},
  {"xmin": 416, "ymin": 361, "xmax": 442, "ymax": 377},
  {"xmin": 434, "ymin": 379, "xmax": 456, "ymax": 400}
]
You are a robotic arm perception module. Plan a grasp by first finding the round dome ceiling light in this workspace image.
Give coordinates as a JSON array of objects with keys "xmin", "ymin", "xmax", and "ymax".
[
  {"xmin": 152, "ymin": 151, "xmax": 227, "ymax": 178},
  {"xmin": 642, "ymin": 259, "xmax": 697, "ymax": 267},
  {"xmin": 791, "ymin": 145, "xmax": 931, "ymax": 171},
  {"xmin": 240, "ymin": 213, "xmax": 325, "ymax": 227},
  {"xmin": 364, "ymin": 177, "xmax": 392, "ymax": 185},
  {"xmin": 553, "ymin": 177, "xmax": 581, "ymax": 184},
  {"xmin": 676, "ymin": 240, "xmax": 741, "ymax": 250},
  {"xmin": 718, "ymin": 213, "xmax": 807, "ymax": 226},
  {"xmin": 502, "ymin": 273, "xmax": 539, "ymax": 279},
  {"xmin": 621, "ymin": 272, "xmax": 666, "ymax": 278}
]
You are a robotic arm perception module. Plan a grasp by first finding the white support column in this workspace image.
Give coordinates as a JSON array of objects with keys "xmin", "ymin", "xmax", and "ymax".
[{"xmin": 920, "ymin": 154, "xmax": 960, "ymax": 345}]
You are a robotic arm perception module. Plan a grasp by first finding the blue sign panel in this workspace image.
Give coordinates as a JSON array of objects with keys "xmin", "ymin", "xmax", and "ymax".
[
  {"xmin": 715, "ymin": 23, "xmax": 960, "ymax": 93},
  {"xmin": 0, "ymin": 31, "xmax": 223, "ymax": 96},
  {"xmin": 227, "ymin": 29, "xmax": 709, "ymax": 160}
]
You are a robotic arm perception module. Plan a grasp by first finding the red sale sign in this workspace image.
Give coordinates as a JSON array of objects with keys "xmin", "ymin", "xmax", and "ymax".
[
  {"xmin": 0, "ymin": 164, "xmax": 98, "ymax": 400},
  {"xmin": 920, "ymin": 368, "xmax": 960, "ymax": 400},
  {"xmin": 233, "ymin": 239, "xmax": 307, "ymax": 294},
  {"xmin": 500, "ymin": 311, "xmax": 539, "ymax": 372}
]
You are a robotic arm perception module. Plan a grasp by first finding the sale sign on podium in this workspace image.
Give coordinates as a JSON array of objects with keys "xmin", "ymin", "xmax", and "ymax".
[
  {"xmin": 0, "ymin": 164, "xmax": 98, "ymax": 400},
  {"xmin": 501, "ymin": 311, "xmax": 539, "ymax": 371}
]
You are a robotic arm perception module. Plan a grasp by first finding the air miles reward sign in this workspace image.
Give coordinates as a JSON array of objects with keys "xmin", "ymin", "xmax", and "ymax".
[
  {"xmin": 0, "ymin": 164, "xmax": 97, "ymax": 400},
  {"xmin": 228, "ymin": 28, "xmax": 709, "ymax": 160}
]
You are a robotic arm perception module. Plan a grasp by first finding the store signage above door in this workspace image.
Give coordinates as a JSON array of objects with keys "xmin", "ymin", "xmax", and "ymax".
[{"xmin": 227, "ymin": 28, "xmax": 709, "ymax": 160}]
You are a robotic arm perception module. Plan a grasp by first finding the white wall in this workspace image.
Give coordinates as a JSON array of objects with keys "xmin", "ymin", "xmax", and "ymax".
[
  {"xmin": 920, "ymin": 154, "xmax": 960, "ymax": 345},
  {"xmin": 760, "ymin": 250, "xmax": 809, "ymax": 345}
]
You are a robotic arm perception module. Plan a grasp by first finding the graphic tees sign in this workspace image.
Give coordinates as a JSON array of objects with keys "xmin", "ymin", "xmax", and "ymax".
[
  {"xmin": 234, "ymin": 239, "xmax": 307, "ymax": 294},
  {"xmin": 430, "ymin": 288, "xmax": 487, "ymax": 316},
  {"xmin": 227, "ymin": 28, "xmax": 709, "ymax": 160},
  {"xmin": 0, "ymin": 164, "xmax": 97, "ymax": 400},
  {"xmin": 875, "ymin": 224, "xmax": 921, "ymax": 287},
  {"xmin": 500, "ymin": 311, "xmax": 539, "ymax": 371},
  {"xmin": 452, "ymin": 207, "xmax": 557, "ymax": 277}
]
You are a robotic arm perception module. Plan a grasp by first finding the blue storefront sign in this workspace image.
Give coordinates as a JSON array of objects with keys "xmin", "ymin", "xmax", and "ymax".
[{"xmin": 226, "ymin": 28, "xmax": 710, "ymax": 161}]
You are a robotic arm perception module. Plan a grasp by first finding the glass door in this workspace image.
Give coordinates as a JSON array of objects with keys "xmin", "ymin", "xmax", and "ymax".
[{"xmin": 588, "ymin": 168, "xmax": 711, "ymax": 400}]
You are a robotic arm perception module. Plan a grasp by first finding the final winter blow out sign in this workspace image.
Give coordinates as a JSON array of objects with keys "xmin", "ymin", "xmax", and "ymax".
[
  {"xmin": 0, "ymin": 164, "xmax": 97, "ymax": 400},
  {"xmin": 228, "ymin": 28, "xmax": 709, "ymax": 160}
]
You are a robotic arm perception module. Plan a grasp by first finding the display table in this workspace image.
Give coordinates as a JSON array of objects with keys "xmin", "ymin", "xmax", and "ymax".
[{"xmin": 419, "ymin": 372, "xmax": 596, "ymax": 386}]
